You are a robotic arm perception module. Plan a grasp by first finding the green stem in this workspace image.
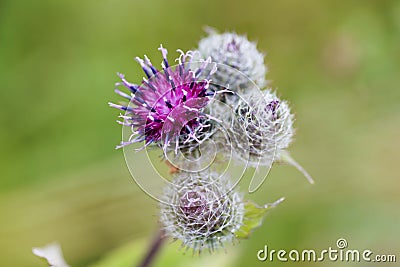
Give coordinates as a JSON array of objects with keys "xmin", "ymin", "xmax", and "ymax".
[{"xmin": 280, "ymin": 151, "xmax": 315, "ymax": 184}]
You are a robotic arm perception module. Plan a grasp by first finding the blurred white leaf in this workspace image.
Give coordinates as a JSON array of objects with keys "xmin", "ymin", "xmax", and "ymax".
[{"xmin": 32, "ymin": 242, "xmax": 70, "ymax": 267}]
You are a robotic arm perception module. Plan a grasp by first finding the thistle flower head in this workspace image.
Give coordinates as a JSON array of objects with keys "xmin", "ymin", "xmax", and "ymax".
[
  {"xmin": 109, "ymin": 45, "xmax": 218, "ymax": 151},
  {"xmin": 160, "ymin": 171, "xmax": 244, "ymax": 253},
  {"xmin": 197, "ymin": 30, "xmax": 267, "ymax": 92},
  {"xmin": 232, "ymin": 90, "xmax": 294, "ymax": 166}
]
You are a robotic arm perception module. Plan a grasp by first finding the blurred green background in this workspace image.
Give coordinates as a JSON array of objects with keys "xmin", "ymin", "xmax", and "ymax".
[{"xmin": 1, "ymin": 0, "xmax": 399, "ymax": 266}]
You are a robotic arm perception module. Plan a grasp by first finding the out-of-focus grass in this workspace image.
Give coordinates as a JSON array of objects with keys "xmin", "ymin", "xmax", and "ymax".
[
  {"xmin": 0, "ymin": 0, "xmax": 399, "ymax": 266},
  {"xmin": 0, "ymin": 157, "xmax": 157, "ymax": 266},
  {"xmin": 89, "ymin": 238, "xmax": 240, "ymax": 267}
]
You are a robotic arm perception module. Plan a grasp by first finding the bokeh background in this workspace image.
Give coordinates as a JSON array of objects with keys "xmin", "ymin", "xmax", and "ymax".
[{"xmin": 1, "ymin": 0, "xmax": 399, "ymax": 266}]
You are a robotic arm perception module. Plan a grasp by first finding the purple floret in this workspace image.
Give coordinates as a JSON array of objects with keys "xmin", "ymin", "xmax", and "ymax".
[{"xmin": 109, "ymin": 45, "xmax": 218, "ymax": 150}]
